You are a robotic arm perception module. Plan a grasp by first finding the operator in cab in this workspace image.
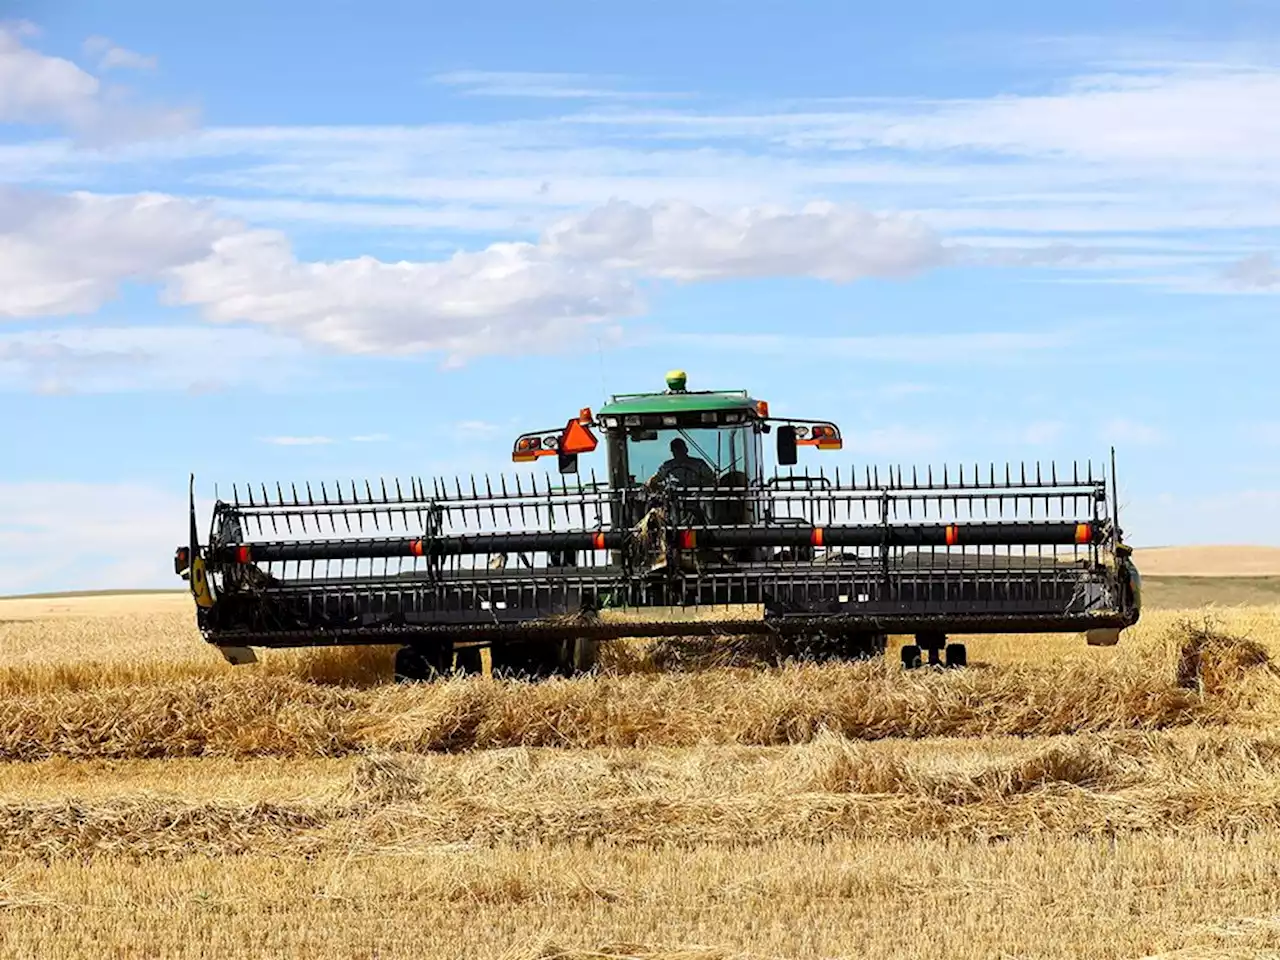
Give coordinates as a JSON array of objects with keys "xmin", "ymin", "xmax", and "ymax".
[{"xmin": 652, "ymin": 437, "xmax": 717, "ymax": 488}]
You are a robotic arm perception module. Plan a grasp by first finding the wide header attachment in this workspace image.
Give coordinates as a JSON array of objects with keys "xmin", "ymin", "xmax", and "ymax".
[{"xmin": 174, "ymin": 369, "xmax": 1140, "ymax": 668}]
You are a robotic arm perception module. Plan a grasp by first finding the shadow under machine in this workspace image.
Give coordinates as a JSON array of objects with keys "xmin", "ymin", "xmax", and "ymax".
[{"xmin": 174, "ymin": 370, "xmax": 1141, "ymax": 678}]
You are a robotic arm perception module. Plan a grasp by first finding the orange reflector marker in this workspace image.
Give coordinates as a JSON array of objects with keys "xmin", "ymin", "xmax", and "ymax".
[
  {"xmin": 945, "ymin": 524, "xmax": 959, "ymax": 546},
  {"xmin": 235, "ymin": 545, "xmax": 252, "ymax": 564},
  {"xmin": 1075, "ymin": 523, "xmax": 1092, "ymax": 544},
  {"xmin": 756, "ymin": 400, "xmax": 769, "ymax": 418},
  {"xmin": 678, "ymin": 529, "xmax": 697, "ymax": 550},
  {"xmin": 592, "ymin": 531, "xmax": 606, "ymax": 550},
  {"xmin": 410, "ymin": 540, "xmax": 425, "ymax": 557},
  {"xmin": 810, "ymin": 527, "xmax": 825, "ymax": 547},
  {"xmin": 560, "ymin": 418, "xmax": 599, "ymax": 455},
  {"xmin": 578, "ymin": 407, "xmax": 593, "ymax": 424}
]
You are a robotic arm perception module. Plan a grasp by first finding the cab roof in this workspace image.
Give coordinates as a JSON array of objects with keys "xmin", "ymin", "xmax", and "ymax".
[{"xmin": 598, "ymin": 389, "xmax": 760, "ymax": 417}]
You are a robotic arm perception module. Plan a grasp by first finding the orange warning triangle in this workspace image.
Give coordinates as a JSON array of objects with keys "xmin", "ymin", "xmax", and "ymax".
[{"xmin": 560, "ymin": 418, "xmax": 598, "ymax": 455}]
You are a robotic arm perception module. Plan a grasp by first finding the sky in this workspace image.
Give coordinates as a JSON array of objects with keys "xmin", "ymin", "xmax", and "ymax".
[{"xmin": 1, "ymin": 0, "xmax": 1279, "ymax": 594}]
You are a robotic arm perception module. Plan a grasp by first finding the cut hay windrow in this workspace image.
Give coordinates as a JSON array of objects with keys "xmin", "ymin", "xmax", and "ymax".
[
  {"xmin": 10, "ymin": 730, "xmax": 1280, "ymax": 858},
  {"xmin": 0, "ymin": 797, "xmax": 325, "ymax": 860},
  {"xmin": 0, "ymin": 656, "xmax": 1214, "ymax": 762}
]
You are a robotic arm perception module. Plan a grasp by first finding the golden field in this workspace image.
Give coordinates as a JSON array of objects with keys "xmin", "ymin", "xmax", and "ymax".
[{"xmin": 3, "ymin": 587, "xmax": 1280, "ymax": 957}]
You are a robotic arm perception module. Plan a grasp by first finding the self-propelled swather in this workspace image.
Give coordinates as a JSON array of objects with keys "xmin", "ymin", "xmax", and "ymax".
[{"xmin": 175, "ymin": 371, "xmax": 1141, "ymax": 679}]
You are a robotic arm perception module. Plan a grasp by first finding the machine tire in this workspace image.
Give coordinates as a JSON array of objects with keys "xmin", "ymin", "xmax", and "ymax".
[
  {"xmin": 846, "ymin": 632, "xmax": 888, "ymax": 660},
  {"xmin": 454, "ymin": 645, "xmax": 484, "ymax": 675},
  {"xmin": 944, "ymin": 642, "xmax": 968, "ymax": 669},
  {"xmin": 492, "ymin": 637, "xmax": 599, "ymax": 679},
  {"xmin": 394, "ymin": 642, "xmax": 452, "ymax": 682},
  {"xmin": 491, "ymin": 641, "xmax": 561, "ymax": 680},
  {"xmin": 900, "ymin": 644, "xmax": 922, "ymax": 670},
  {"xmin": 569, "ymin": 637, "xmax": 599, "ymax": 674}
]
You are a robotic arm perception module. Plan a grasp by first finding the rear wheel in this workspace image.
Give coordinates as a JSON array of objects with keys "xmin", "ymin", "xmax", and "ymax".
[
  {"xmin": 492, "ymin": 640, "xmax": 563, "ymax": 679},
  {"xmin": 944, "ymin": 642, "xmax": 967, "ymax": 669},
  {"xmin": 566, "ymin": 637, "xmax": 599, "ymax": 674},
  {"xmin": 394, "ymin": 642, "xmax": 452, "ymax": 682},
  {"xmin": 916, "ymin": 631, "xmax": 946, "ymax": 668},
  {"xmin": 901, "ymin": 644, "xmax": 923, "ymax": 670},
  {"xmin": 492, "ymin": 637, "xmax": 599, "ymax": 679},
  {"xmin": 847, "ymin": 632, "xmax": 888, "ymax": 660},
  {"xmin": 454, "ymin": 645, "xmax": 484, "ymax": 675}
]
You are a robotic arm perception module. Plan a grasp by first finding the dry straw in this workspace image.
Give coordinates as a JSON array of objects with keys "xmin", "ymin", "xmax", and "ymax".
[{"xmin": 0, "ymin": 617, "xmax": 1268, "ymax": 762}]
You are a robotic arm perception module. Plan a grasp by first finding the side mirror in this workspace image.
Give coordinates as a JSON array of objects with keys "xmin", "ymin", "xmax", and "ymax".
[
  {"xmin": 776, "ymin": 425, "xmax": 798, "ymax": 466},
  {"xmin": 558, "ymin": 452, "xmax": 579, "ymax": 475}
]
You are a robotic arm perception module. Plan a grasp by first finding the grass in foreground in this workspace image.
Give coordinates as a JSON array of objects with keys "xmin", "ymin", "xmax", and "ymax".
[
  {"xmin": 3, "ymin": 834, "xmax": 1280, "ymax": 959},
  {"xmin": 2, "ymin": 602, "xmax": 1280, "ymax": 958}
]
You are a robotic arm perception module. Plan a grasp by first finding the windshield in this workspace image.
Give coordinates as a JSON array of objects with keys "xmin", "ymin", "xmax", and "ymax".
[{"xmin": 623, "ymin": 425, "xmax": 757, "ymax": 487}]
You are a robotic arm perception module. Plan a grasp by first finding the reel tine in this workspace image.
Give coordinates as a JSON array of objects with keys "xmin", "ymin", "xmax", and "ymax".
[
  {"xmin": 337, "ymin": 480, "xmax": 351, "ymax": 533},
  {"xmin": 262, "ymin": 484, "xmax": 277, "ymax": 534},
  {"xmin": 278, "ymin": 482, "xmax": 292, "ymax": 534},
  {"xmin": 243, "ymin": 484, "xmax": 262, "ymax": 536},
  {"xmin": 412, "ymin": 477, "xmax": 425, "ymax": 538},
  {"xmin": 320, "ymin": 482, "xmax": 334, "ymax": 533},
  {"xmin": 500, "ymin": 473, "xmax": 512, "ymax": 526},
  {"xmin": 305, "ymin": 481, "xmax": 318, "ymax": 533},
  {"xmin": 292, "ymin": 482, "xmax": 307, "ymax": 534}
]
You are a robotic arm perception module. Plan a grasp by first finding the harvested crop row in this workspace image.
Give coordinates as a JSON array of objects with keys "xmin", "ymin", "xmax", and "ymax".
[
  {"xmin": 11, "ymin": 730, "xmax": 1280, "ymax": 858},
  {"xmin": 0, "ymin": 656, "xmax": 1214, "ymax": 761}
]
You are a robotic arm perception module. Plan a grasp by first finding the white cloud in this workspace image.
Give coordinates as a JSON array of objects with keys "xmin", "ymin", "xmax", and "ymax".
[
  {"xmin": 1224, "ymin": 252, "xmax": 1280, "ymax": 288},
  {"xmin": 7, "ymin": 52, "xmax": 1280, "ymax": 276},
  {"xmin": 576, "ymin": 63, "xmax": 1280, "ymax": 169},
  {"xmin": 0, "ymin": 325, "xmax": 303, "ymax": 393},
  {"xmin": 667, "ymin": 330, "xmax": 1072, "ymax": 363},
  {"xmin": 261, "ymin": 436, "xmax": 334, "ymax": 446},
  {"xmin": 432, "ymin": 70, "xmax": 676, "ymax": 100},
  {"xmin": 0, "ymin": 23, "xmax": 191, "ymax": 143},
  {"xmin": 165, "ymin": 227, "xmax": 640, "ymax": 362},
  {"xmin": 2, "ymin": 186, "xmax": 958, "ymax": 366},
  {"xmin": 0, "ymin": 189, "xmax": 232, "ymax": 316},
  {"xmin": 545, "ymin": 199, "xmax": 948, "ymax": 281},
  {"xmin": 350, "ymin": 433, "xmax": 390, "ymax": 443},
  {"xmin": 0, "ymin": 481, "xmax": 185, "ymax": 594},
  {"xmin": 1102, "ymin": 418, "xmax": 1163, "ymax": 447},
  {"xmin": 83, "ymin": 35, "xmax": 157, "ymax": 71}
]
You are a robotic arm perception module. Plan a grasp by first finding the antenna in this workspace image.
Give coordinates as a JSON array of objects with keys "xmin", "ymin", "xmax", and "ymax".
[{"xmin": 1110, "ymin": 445, "xmax": 1121, "ymax": 540}]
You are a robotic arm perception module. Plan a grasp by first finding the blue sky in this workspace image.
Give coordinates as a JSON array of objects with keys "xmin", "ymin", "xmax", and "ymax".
[{"xmin": 2, "ymin": 1, "xmax": 1279, "ymax": 592}]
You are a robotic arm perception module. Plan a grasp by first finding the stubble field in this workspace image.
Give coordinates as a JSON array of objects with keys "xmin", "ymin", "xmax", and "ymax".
[{"xmin": 3, "ymin": 563, "xmax": 1280, "ymax": 958}]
